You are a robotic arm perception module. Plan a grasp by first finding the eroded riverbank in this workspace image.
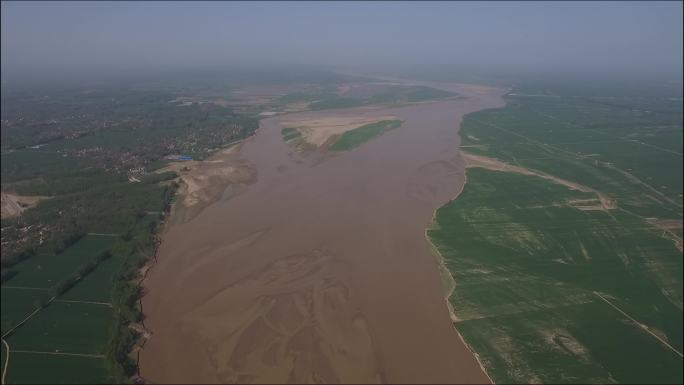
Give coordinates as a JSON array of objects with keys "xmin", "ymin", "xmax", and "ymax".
[{"xmin": 140, "ymin": 81, "xmax": 506, "ymax": 383}]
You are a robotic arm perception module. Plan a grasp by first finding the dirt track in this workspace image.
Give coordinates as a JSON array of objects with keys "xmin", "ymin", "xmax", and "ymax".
[{"xmin": 140, "ymin": 81, "xmax": 506, "ymax": 383}]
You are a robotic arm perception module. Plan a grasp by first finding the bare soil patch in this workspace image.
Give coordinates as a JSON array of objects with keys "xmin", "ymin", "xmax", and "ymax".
[
  {"xmin": 1, "ymin": 193, "xmax": 46, "ymax": 219},
  {"xmin": 158, "ymin": 144, "xmax": 255, "ymax": 223}
]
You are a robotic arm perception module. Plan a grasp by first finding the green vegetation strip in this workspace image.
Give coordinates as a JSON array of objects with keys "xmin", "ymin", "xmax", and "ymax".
[
  {"xmin": 281, "ymin": 127, "xmax": 302, "ymax": 142},
  {"xmin": 329, "ymin": 120, "xmax": 401, "ymax": 151},
  {"xmin": 428, "ymin": 168, "xmax": 683, "ymax": 384},
  {"xmin": 305, "ymin": 85, "xmax": 456, "ymax": 111}
]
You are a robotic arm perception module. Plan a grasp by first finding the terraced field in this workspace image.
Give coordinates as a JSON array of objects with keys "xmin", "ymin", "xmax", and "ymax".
[{"xmin": 430, "ymin": 89, "xmax": 683, "ymax": 383}]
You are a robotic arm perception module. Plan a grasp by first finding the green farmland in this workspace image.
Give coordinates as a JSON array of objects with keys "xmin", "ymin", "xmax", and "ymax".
[
  {"xmin": 1, "ymin": 178, "xmax": 173, "ymax": 383},
  {"xmin": 1, "ymin": 288, "xmax": 50, "ymax": 334},
  {"xmin": 1, "ymin": 234, "xmax": 152, "ymax": 384},
  {"xmin": 303, "ymin": 84, "xmax": 456, "ymax": 111},
  {"xmin": 429, "ymin": 169, "xmax": 682, "ymax": 383},
  {"xmin": 1, "ymin": 235, "xmax": 126, "ymax": 384},
  {"xmin": 60, "ymin": 255, "xmax": 127, "ymax": 303},
  {"xmin": 6, "ymin": 236, "xmax": 117, "ymax": 290},
  {"xmin": 459, "ymin": 91, "xmax": 682, "ymax": 218},
  {"xmin": 6, "ymin": 301, "xmax": 113, "ymax": 353},
  {"xmin": 430, "ymin": 87, "xmax": 683, "ymax": 383},
  {"xmin": 5, "ymin": 352, "xmax": 109, "ymax": 384},
  {"xmin": 329, "ymin": 119, "xmax": 402, "ymax": 151}
]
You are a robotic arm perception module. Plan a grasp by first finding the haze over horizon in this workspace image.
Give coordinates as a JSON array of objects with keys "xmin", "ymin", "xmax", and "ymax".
[{"xmin": 2, "ymin": 1, "xmax": 683, "ymax": 84}]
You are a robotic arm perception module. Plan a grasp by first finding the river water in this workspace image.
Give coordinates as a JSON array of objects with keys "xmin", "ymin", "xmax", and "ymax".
[{"xmin": 140, "ymin": 81, "xmax": 506, "ymax": 384}]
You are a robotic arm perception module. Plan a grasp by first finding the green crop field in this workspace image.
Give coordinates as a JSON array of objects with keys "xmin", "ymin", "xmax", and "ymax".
[
  {"xmin": 329, "ymin": 120, "xmax": 402, "ymax": 151},
  {"xmin": 1, "ymin": 288, "xmax": 50, "ymax": 333},
  {"xmin": 430, "ymin": 85, "xmax": 683, "ymax": 384},
  {"xmin": 6, "ymin": 235, "xmax": 117, "ymax": 289},
  {"xmin": 1, "ymin": 225, "xmax": 154, "ymax": 383},
  {"xmin": 429, "ymin": 168, "xmax": 682, "ymax": 383},
  {"xmin": 459, "ymin": 92, "xmax": 682, "ymax": 219},
  {"xmin": 60, "ymin": 255, "xmax": 126, "ymax": 303},
  {"xmin": 5, "ymin": 352, "xmax": 109, "ymax": 384},
  {"xmin": 278, "ymin": 85, "xmax": 457, "ymax": 110},
  {"xmin": 1, "ymin": 150, "xmax": 80, "ymax": 183},
  {"xmin": 6, "ymin": 301, "xmax": 113, "ymax": 354}
]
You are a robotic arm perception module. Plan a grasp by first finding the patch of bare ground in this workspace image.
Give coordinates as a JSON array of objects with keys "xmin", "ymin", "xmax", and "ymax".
[
  {"xmin": 0, "ymin": 193, "xmax": 47, "ymax": 219},
  {"xmin": 462, "ymin": 152, "xmax": 617, "ymax": 210},
  {"xmin": 157, "ymin": 144, "xmax": 256, "ymax": 223}
]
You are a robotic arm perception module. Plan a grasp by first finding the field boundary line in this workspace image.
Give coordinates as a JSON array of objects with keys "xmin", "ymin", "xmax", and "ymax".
[
  {"xmin": 87, "ymin": 232, "xmax": 121, "ymax": 237},
  {"xmin": 594, "ymin": 291, "xmax": 683, "ymax": 358},
  {"xmin": 0, "ymin": 286, "xmax": 49, "ymax": 291},
  {"xmin": 1, "ymin": 296, "xmax": 56, "ymax": 339},
  {"xmin": 1, "ymin": 339, "xmax": 9, "ymax": 385},
  {"xmin": 11, "ymin": 350, "xmax": 104, "ymax": 358},
  {"xmin": 54, "ymin": 299, "xmax": 112, "ymax": 307}
]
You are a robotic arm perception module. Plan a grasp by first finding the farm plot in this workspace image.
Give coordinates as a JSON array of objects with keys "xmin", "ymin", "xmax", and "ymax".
[
  {"xmin": 1, "ymin": 235, "xmax": 123, "ymax": 383},
  {"xmin": 5, "ymin": 301, "xmax": 113, "ymax": 354},
  {"xmin": 459, "ymin": 94, "xmax": 683, "ymax": 218},
  {"xmin": 60, "ymin": 254, "xmax": 127, "ymax": 303},
  {"xmin": 1, "ymin": 288, "xmax": 50, "ymax": 334},
  {"xmin": 429, "ymin": 168, "xmax": 683, "ymax": 384},
  {"xmin": 4, "ymin": 351, "xmax": 108, "ymax": 384},
  {"xmin": 6, "ymin": 235, "xmax": 117, "ymax": 289}
]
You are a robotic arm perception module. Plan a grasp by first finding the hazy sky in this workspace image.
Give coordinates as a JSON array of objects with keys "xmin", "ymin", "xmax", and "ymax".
[{"xmin": 2, "ymin": 1, "xmax": 682, "ymax": 81}]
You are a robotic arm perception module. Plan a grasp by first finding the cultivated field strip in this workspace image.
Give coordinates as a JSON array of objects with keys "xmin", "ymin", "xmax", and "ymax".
[
  {"xmin": 2, "ymin": 234, "xmax": 137, "ymax": 383},
  {"xmin": 430, "ymin": 169, "xmax": 682, "ymax": 383}
]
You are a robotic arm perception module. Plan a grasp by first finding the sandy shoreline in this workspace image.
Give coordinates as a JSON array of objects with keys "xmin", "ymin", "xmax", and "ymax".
[{"xmin": 139, "ymin": 80, "xmax": 506, "ymax": 383}]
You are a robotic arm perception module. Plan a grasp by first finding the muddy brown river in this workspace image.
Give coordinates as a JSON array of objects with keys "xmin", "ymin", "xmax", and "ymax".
[{"xmin": 140, "ymin": 81, "xmax": 506, "ymax": 384}]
